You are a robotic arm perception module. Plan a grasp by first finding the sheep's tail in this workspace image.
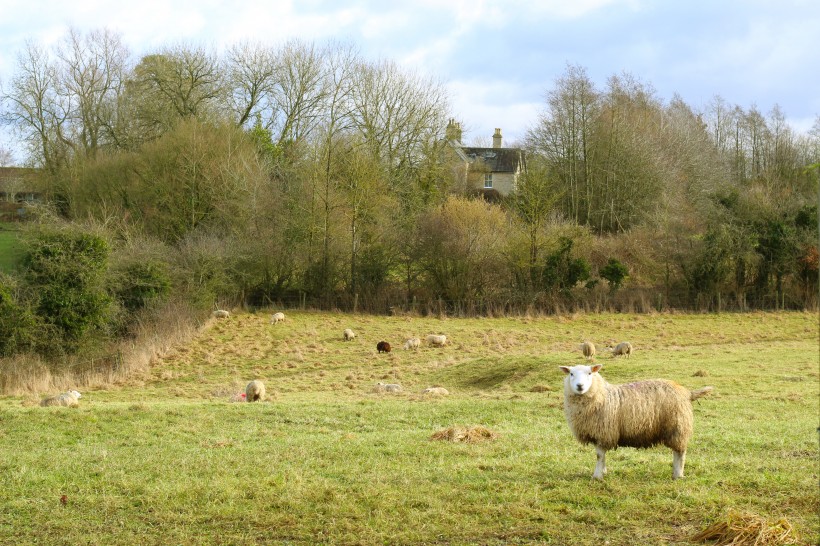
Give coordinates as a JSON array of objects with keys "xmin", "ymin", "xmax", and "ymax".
[{"xmin": 690, "ymin": 386, "xmax": 714, "ymax": 401}]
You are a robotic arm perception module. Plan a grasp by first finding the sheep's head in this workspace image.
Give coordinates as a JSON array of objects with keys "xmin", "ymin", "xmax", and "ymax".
[
  {"xmin": 559, "ymin": 364, "xmax": 602, "ymax": 395},
  {"xmin": 69, "ymin": 390, "xmax": 81, "ymax": 399}
]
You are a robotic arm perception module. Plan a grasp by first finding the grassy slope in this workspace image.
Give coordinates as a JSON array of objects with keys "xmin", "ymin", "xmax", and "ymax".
[
  {"xmin": 0, "ymin": 224, "xmax": 22, "ymax": 273},
  {"xmin": 0, "ymin": 311, "xmax": 817, "ymax": 545}
]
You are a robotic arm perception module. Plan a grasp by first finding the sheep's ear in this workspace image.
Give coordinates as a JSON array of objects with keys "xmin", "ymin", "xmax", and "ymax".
[
  {"xmin": 591, "ymin": 364, "xmax": 602, "ymax": 373},
  {"xmin": 559, "ymin": 366, "xmax": 571, "ymax": 375}
]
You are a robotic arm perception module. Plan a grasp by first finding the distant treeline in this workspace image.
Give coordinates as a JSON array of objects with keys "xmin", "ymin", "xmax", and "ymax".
[{"xmin": 0, "ymin": 29, "xmax": 817, "ymax": 359}]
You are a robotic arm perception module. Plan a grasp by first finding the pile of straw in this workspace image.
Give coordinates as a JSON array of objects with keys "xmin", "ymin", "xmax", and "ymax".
[
  {"xmin": 430, "ymin": 425, "xmax": 498, "ymax": 443},
  {"xmin": 692, "ymin": 511, "xmax": 800, "ymax": 545}
]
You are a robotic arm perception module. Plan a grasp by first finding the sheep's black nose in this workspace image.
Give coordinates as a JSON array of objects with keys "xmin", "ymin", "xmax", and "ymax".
[{"xmin": 576, "ymin": 385, "xmax": 583, "ymax": 392}]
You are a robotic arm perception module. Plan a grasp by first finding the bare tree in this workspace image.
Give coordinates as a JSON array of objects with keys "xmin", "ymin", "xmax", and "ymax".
[
  {"xmin": 56, "ymin": 27, "xmax": 130, "ymax": 158},
  {"xmin": 1, "ymin": 40, "xmax": 70, "ymax": 173},
  {"xmin": 526, "ymin": 63, "xmax": 599, "ymax": 224},
  {"xmin": 129, "ymin": 43, "xmax": 224, "ymax": 141},
  {"xmin": 350, "ymin": 59, "xmax": 450, "ymax": 186},
  {"xmin": 225, "ymin": 41, "xmax": 278, "ymax": 128}
]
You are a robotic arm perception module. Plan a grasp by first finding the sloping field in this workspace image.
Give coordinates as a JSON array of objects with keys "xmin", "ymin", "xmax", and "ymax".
[{"xmin": 0, "ymin": 311, "xmax": 817, "ymax": 545}]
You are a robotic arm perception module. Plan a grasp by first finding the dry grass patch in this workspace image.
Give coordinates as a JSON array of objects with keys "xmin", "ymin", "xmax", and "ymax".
[
  {"xmin": 691, "ymin": 511, "xmax": 802, "ymax": 545},
  {"xmin": 430, "ymin": 425, "xmax": 498, "ymax": 443}
]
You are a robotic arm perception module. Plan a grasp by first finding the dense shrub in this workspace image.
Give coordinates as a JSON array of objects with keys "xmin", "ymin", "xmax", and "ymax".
[{"xmin": 21, "ymin": 227, "xmax": 113, "ymax": 351}]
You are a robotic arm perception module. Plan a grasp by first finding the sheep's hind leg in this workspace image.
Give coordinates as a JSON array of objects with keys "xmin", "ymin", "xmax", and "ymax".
[
  {"xmin": 593, "ymin": 446, "xmax": 607, "ymax": 480},
  {"xmin": 673, "ymin": 450, "xmax": 686, "ymax": 479}
]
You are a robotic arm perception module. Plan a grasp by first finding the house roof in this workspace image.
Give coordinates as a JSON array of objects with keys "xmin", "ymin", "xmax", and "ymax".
[{"xmin": 458, "ymin": 147, "xmax": 524, "ymax": 174}]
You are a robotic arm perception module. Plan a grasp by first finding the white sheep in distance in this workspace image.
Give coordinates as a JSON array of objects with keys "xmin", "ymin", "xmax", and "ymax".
[
  {"xmin": 270, "ymin": 312, "xmax": 285, "ymax": 324},
  {"xmin": 245, "ymin": 380, "xmax": 266, "ymax": 402},
  {"xmin": 607, "ymin": 341, "xmax": 633, "ymax": 358},
  {"xmin": 579, "ymin": 341, "xmax": 596, "ymax": 360},
  {"xmin": 374, "ymin": 382, "xmax": 402, "ymax": 393},
  {"xmin": 40, "ymin": 390, "xmax": 82, "ymax": 407},
  {"xmin": 426, "ymin": 334, "xmax": 447, "ymax": 347},
  {"xmin": 343, "ymin": 328, "xmax": 356, "ymax": 341},
  {"xmin": 422, "ymin": 387, "xmax": 449, "ymax": 395},
  {"xmin": 403, "ymin": 337, "xmax": 421, "ymax": 350},
  {"xmin": 212, "ymin": 309, "xmax": 230, "ymax": 319},
  {"xmin": 559, "ymin": 364, "xmax": 713, "ymax": 480}
]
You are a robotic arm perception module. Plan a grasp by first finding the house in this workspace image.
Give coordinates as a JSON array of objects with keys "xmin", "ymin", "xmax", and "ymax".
[
  {"xmin": 446, "ymin": 120, "xmax": 526, "ymax": 197},
  {"xmin": 0, "ymin": 167, "xmax": 42, "ymax": 221}
]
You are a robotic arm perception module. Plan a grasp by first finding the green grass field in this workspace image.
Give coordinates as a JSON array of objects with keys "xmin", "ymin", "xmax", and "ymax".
[
  {"xmin": 0, "ymin": 223, "xmax": 23, "ymax": 273},
  {"xmin": 0, "ymin": 311, "xmax": 817, "ymax": 545}
]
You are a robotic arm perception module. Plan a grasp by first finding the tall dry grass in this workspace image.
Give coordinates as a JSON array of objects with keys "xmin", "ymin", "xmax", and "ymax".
[{"xmin": 0, "ymin": 298, "xmax": 207, "ymax": 396}]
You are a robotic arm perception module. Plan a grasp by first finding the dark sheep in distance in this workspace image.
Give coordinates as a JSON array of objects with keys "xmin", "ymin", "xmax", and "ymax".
[{"xmin": 377, "ymin": 341, "xmax": 391, "ymax": 353}]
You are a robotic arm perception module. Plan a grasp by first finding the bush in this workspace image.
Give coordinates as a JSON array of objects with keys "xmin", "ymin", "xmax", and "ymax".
[
  {"xmin": 112, "ymin": 260, "xmax": 172, "ymax": 313},
  {"xmin": 600, "ymin": 258, "xmax": 629, "ymax": 291},
  {"xmin": 22, "ymin": 227, "xmax": 113, "ymax": 351}
]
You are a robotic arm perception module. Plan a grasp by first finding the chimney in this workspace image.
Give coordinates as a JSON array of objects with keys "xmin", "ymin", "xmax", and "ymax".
[
  {"xmin": 493, "ymin": 128, "xmax": 502, "ymax": 148},
  {"xmin": 446, "ymin": 119, "xmax": 463, "ymax": 144}
]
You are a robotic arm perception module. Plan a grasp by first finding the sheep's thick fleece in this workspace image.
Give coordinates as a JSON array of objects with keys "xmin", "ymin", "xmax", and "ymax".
[{"xmin": 561, "ymin": 364, "xmax": 712, "ymax": 479}]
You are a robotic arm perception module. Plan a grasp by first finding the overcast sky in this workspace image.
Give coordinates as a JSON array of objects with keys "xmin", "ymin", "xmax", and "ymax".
[{"xmin": 1, "ymin": 0, "xmax": 818, "ymax": 162}]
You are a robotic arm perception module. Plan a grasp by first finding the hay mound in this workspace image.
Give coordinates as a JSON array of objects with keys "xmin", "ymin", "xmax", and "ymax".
[
  {"xmin": 693, "ymin": 369, "xmax": 709, "ymax": 377},
  {"xmin": 530, "ymin": 385, "xmax": 553, "ymax": 392},
  {"xmin": 430, "ymin": 425, "xmax": 498, "ymax": 443},
  {"xmin": 692, "ymin": 511, "xmax": 800, "ymax": 545}
]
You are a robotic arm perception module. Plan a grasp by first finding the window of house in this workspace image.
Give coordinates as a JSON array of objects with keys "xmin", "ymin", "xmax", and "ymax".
[{"xmin": 484, "ymin": 173, "xmax": 493, "ymax": 188}]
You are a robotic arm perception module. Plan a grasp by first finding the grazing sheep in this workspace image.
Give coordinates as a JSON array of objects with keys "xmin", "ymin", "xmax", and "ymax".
[
  {"xmin": 343, "ymin": 328, "xmax": 356, "ymax": 341},
  {"xmin": 376, "ymin": 341, "xmax": 391, "ymax": 353},
  {"xmin": 579, "ymin": 341, "xmax": 596, "ymax": 360},
  {"xmin": 245, "ymin": 380, "xmax": 266, "ymax": 402},
  {"xmin": 559, "ymin": 364, "xmax": 713, "ymax": 480},
  {"xmin": 212, "ymin": 309, "xmax": 230, "ymax": 319},
  {"xmin": 426, "ymin": 334, "xmax": 447, "ymax": 347},
  {"xmin": 607, "ymin": 341, "xmax": 633, "ymax": 358},
  {"xmin": 40, "ymin": 390, "xmax": 82, "ymax": 407},
  {"xmin": 422, "ymin": 387, "xmax": 450, "ymax": 395},
  {"xmin": 374, "ymin": 382, "xmax": 402, "ymax": 393},
  {"xmin": 403, "ymin": 337, "xmax": 421, "ymax": 350},
  {"xmin": 270, "ymin": 312, "xmax": 285, "ymax": 324}
]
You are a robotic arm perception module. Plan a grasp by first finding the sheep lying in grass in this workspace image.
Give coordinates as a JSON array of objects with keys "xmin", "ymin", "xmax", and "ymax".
[
  {"xmin": 559, "ymin": 364, "xmax": 713, "ymax": 480},
  {"xmin": 403, "ymin": 337, "xmax": 421, "ymax": 350},
  {"xmin": 212, "ymin": 309, "xmax": 230, "ymax": 319},
  {"xmin": 607, "ymin": 341, "xmax": 633, "ymax": 358},
  {"xmin": 374, "ymin": 382, "xmax": 402, "ymax": 393},
  {"xmin": 426, "ymin": 334, "xmax": 447, "ymax": 347},
  {"xmin": 40, "ymin": 390, "xmax": 82, "ymax": 407},
  {"xmin": 343, "ymin": 328, "xmax": 356, "ymax": 341},
  {"xmin": 422, "ymin": 387, "xmax": 449, "ymax": 395},
  {"xmin": 579, "ymin": 341, "xmax": 596, "ymax": 360},
  {"xmin": 245, "ymin": 380, "xmax": 266, "ymax": 402},
  {"xmin": 270, "ymin": 312, "xmax": 285, "ymax": 324},
  {"xmin": 376, "ymin": 341, "xmax": 391, "ymax": 353}
]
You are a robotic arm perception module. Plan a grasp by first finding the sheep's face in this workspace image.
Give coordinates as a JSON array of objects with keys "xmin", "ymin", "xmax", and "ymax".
[
  {"xmin": 69, "ymin": 390, "xmax": 81, "ymax": 399},
  {"xmin": 559, "ymin": 365, "xmax": 602, "ymax": 395}
]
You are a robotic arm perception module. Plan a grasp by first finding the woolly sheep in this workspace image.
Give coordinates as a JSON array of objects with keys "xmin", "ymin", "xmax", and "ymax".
[
  {"xmin": 374, "ymin": 382, "xmax": 402, "ymax": 393},
  {"xmin": 270, "ymin": 312, "xmax": 285, "ymax": 324},
  {"xmin": 343, "ymin": 328, "xmax": 356, "ymax": 341},
  {"xmin": 245, "ymin": 380, "xmax": 266, "ymax": 402},
  {"xmin": 376, "ymin": 341, "xmax": 391, "ymax": 353},
  {"xmin": 579, "ymin": 341, "xmax": 596, "ymax": 360},
  {"xmin": 607, "ymin": 341, "xmax": 633, "ymax": 358},
  {"xmin": 403, "ymin": 337, "xmax": 421, "ymax": 350},
  {"xmin": 40, "ymin": 390, "xmax": 82, "ymax": 407},
  {"xmin": 426, "ymin": 334, "xmax": 447, "ymax": 347},
  {"xmin": 212, "ymin": 309, "xmax": 230, "ymax": 319},
  {"xmin": 422, "ymin": 387, "xmax": 449, "ymax": 395},
  {"xmin": 559, "ymin": 364, "xmax": 713, "ymax": 480}
]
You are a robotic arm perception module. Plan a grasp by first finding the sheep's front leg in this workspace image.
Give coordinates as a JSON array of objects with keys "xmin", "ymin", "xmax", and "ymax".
[
  {"xmin": 672, "ymin": 450, "xmax": 686, "ymax": 479},
  {"xmin": 593, "ymin": 446, "xmax": 607, "ymax": 480}
]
